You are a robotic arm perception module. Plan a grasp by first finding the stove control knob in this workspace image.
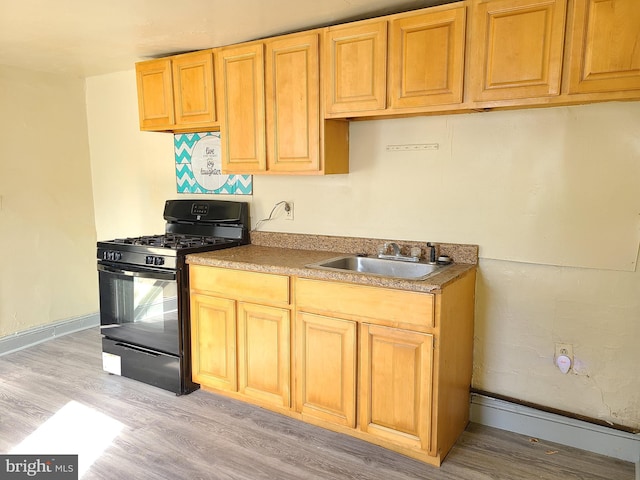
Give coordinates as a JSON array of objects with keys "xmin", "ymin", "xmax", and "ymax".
[
  {"xmin": 154, "ymin": 257, "xmax": 164, "ymax": 266},
  {"xmin": 145, "ymin": 256, "xmax": 153, "ymax": 265},
  {"xmin": 115, "ymin": 252, "xmax": 122, "ymax": 261}
]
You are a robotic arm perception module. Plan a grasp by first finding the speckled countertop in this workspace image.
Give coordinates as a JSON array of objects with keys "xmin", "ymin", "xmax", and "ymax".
[{"xmin": 186, "ymin": 232, "xmax": 478, "ymax": 293}]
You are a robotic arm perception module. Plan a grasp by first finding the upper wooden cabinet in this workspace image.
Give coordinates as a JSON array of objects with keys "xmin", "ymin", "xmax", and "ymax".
[
  {"xmin": 135, "ymin": 0, "xmax": 640, "ymax": 141},
  {"xmin": 219, "ymin": 31, "xmax": 349, "ymax": 175},
  {"xmin": 136, "ymin": 58, "xmax": 174, "ymax": 130},
  {"xmin": 136, "ymin": 50, "xmax": 217, "ymax": 131},
  {"xmin": 265, "ymin": 33, "xmax": 321, "ymax": 173},
  {"xmin": 172, "ymin": 51, "xmax": 217, "ymax": 126},
  {"xmin": 217, "ymin": 43, "xmax": 267, "ymax": 173},
  {"xmin": 325, "ymin": 20, "xmax": 388, "ymax": 115},
  {"xmin": 389, "ymin": 7, "xmax": 467, "ymax": 109},
  {"xmin": 325, "ymin": 4, "xmax": 467, "ymax": 117},
  {"xmin": 566, "ymin": 0, "xmax": 640, "ymax": 94},
  {"xmin": 468, "ymin": 0, "xmax": 568, "ymax": 102}
]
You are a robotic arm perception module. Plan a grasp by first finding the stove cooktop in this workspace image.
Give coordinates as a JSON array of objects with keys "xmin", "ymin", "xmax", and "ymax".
[
  {"xmin": 108, "ymin": 233, "xmax": 236, "ymax": 250},
  {"xmin": 97, "ymin": 234, "xmax": 241, "ymax": 269}
]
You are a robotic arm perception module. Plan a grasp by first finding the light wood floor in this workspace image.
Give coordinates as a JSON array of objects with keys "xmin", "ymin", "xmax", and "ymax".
[{"xmin": 0, "ymin": 328, "xmax": 634, "ymax": 480}]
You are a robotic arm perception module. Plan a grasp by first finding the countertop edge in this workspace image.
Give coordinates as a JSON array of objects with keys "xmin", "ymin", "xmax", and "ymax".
[{"xmin": 186, "ymin": 245, "xmax": 477, "ymax": 293}]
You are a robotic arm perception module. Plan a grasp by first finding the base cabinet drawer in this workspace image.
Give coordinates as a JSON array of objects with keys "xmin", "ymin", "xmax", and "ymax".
[
  {"xmin": 190, "ymin": 264, "xmax": 290, "ymax": 305},
  {"xmin": 295, "ymin": 278, "xmax": 435, "ymax": 330}
]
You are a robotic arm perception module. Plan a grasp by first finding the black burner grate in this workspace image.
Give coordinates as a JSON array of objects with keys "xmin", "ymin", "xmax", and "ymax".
[{"xmin": 112, "ymin": 234, "xmax": 234, "ymax": 250}]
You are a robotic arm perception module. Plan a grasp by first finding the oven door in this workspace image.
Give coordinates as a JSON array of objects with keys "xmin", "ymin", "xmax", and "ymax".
[{"xmin": 97, "ymin": 262, "xmax": 179, "ymax": 356}]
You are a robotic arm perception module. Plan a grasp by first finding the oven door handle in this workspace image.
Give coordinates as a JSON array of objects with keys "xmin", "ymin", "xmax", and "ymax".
[{"xmin": 97, "ymin": 263, "xmax": 176, "ymax": 281}]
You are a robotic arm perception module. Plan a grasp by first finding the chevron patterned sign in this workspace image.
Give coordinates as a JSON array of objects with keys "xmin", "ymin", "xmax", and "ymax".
[{"xmin": 174, "ymin": 132, "xmax": 252, "ymax": 195}]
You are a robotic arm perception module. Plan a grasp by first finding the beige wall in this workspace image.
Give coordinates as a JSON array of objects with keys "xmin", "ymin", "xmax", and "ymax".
[
  {"xmin": 0, "ymin": 66, "xmax": 97, "ymax": 337},
  {"xmin": 85, "ymin": 70, "xmax": 640, "ymax": 429}
]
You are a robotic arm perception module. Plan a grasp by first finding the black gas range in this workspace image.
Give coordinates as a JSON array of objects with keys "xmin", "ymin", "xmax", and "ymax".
[{"xmin": 97, "ymin": 199, "xmax": 249, "ymax": 394}]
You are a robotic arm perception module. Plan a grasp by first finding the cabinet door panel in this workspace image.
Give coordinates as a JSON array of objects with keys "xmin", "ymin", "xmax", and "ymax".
[
  {"xmin": 389, "ymin": 7, "xmax": 466, "ymax": 109},
  {"xmin": 567, "ymin": 0, "xmax": 640, "ymax": 93},
  {"xmin": 470, "ymin": 0, "xmax": 567, "ymax": 101},
  {"xmin": 190, "ymin": 294, "xmax": 237, "ymax": 391},
  {"xmin": 360, "ymin": 324, "xmax": 433, "ymax": 451},
  {"xmin": 326, "ymin": 21, "xmax": 388, "ymax": 114},
  {"xmin": 172, "ymin": 51, "xmax": 217, "ymax": 125},
  {"xmin": 238, "ymin": 303, "xmax": 290, "ymax": 407},
  {"xmin": 296, "ymin": 312, "xmax": 357, "ymax": 427},
  {"xmin": 136, "ymin": 58, "xmax": 174, "ymax": 130},
  {"xmin": 266, "ymin": 33, "xmax": 320, "ymax": 172},
  {"xmin": 218, "ymin": 43, "xmax": 266, "ymax": 172}
]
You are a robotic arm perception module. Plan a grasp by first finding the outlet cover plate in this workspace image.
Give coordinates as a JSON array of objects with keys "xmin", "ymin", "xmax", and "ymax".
[{"xmin": 555, "ymin": 343, "xmax": 573, "ymax": 361}]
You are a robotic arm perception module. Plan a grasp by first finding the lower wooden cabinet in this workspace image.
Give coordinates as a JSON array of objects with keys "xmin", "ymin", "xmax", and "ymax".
[
  {"xmin": 190, "ymin": 293, "xmax": 237, "ymax": 391},
  {"xmin": 237, "ymin": 302, "xmax": 291, "ymax": 407},
  {"xmin": 360, "ymin": 324, "xmax": 434, "ymax": 452},
  {"xmin": 189, "ymin": 263, "xmax": 476, "ymax": 466},
  {"xmin": 293, "ymin": 273, "xmax": 475, "ymax": 466},
  {"xmin": 295, "ymin": 312, "xmax": 357, "ymax": 427},
  {"xmin": 189, "ymin": 265, "xmax": 292, "ymax": 409}
]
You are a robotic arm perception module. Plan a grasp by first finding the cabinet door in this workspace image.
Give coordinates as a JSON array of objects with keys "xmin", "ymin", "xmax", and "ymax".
[
  {"xmin": 566, "ymin": 0, "xmax": 640, "ymax": 94},
  {"xmin": 469, "ymin": 0, "xmax": 568, "ymax": 102},
  {"xmin": 265, "ymin": 32, "xmax": 320, "ymax": 173},
  {"xmin": 296, "ymin": 312, "xmax": 357, "ymax": 427},
  {"xmin": 172, "ymin": 50, "xmax": 217, "ymax": 126},
  {"xmin": 325, "ymin": 21, "xmax": 388, "ymax": 114},
  {"xmin": 190, "ymin": 293, "xmax": 237, "ymax": 391},
  {"xmin": 360, "ymin": 324, "xmax": 434, "ymax": 452},
  {"xmin": 237, "ymin": 302, "xmax": 290, "ymax": 407},
  {"xmin": 218, "ymin": 43, "xmax": 266, "ymax": 173},
  {"xmin": 389, "ymin": 7, "xmax": 466, "ymax": 109},
  {"xmin": 135, "ymin": 58, "xmax": 174, "ymax": 130}
]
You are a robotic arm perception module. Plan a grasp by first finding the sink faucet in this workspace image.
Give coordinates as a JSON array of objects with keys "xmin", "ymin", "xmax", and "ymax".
[
  {"xmin": 378, "ymin": 242, "xmax": 420, "ymax": 263},
  {"xmin": 384, "ymin": 242, "xmax": 401, "ymax": 256}
]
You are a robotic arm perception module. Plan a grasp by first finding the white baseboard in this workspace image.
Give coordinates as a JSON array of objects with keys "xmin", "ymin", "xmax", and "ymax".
[
  {"xmin": 471, "ymin": 393, "xmax": 640, "ymax": 478},
  {"xmin": 0, "ymin": 313, "xmax": 100, "ymax": 356}
]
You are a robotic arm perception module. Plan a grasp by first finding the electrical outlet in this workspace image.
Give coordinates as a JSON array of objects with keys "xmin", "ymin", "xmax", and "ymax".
[
  {"xmin": 284, "ymin": 202, "xmax": 294, "ymax": 220},
  {"xmin": 555, "ymin": 343, "xmax": 573, "ymax": 361}
]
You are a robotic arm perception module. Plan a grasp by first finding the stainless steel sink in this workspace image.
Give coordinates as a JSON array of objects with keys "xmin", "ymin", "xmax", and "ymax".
[{"xmin": 306, "ymin": 255, "xmax": 450, "ymax": 280}]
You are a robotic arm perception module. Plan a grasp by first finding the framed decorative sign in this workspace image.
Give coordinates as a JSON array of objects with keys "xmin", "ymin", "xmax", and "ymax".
[{"xmin": 174, "ymin": 132, "xmax": 252, "ymax": 195}]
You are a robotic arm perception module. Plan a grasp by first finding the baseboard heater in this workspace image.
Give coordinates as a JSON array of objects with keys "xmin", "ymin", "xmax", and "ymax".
[{"xmin": 469, "ymin": 388, "xmax": 640, "ymax": 473}]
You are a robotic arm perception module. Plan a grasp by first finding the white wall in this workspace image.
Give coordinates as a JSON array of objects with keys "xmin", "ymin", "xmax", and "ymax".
[
  {"xmin": 0, "ymin": 66, "xmax": 97, "ymax": 336},
  {"xmin": 85, "ymin": 70, "xmax": 640, "ymax": 430}
]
